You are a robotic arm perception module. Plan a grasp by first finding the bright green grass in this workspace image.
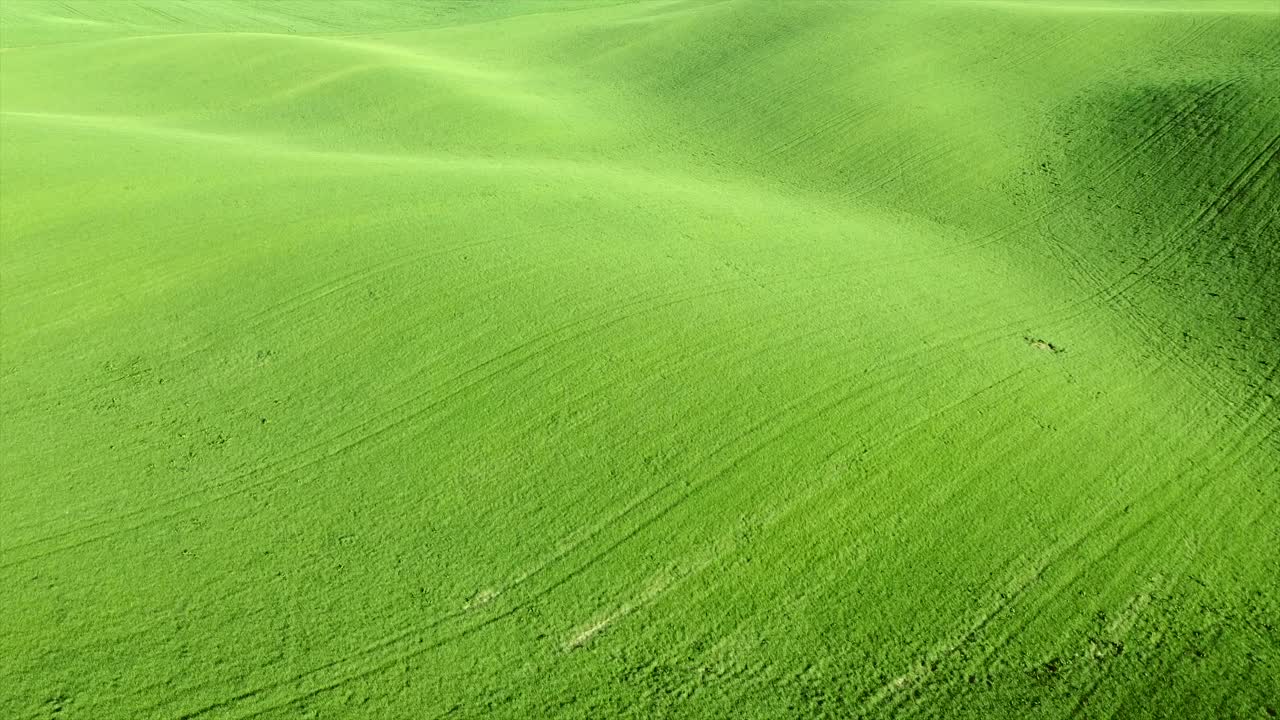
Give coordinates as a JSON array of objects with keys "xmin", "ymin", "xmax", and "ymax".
[{"xmin": 2, "ymin": 1, "xmax": 1277, "ymax": 718}]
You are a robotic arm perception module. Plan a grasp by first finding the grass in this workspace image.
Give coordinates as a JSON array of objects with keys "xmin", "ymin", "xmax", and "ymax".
[{"xmin": 1, "ymin": 1, "xmax": 1277, "ymax": 718}]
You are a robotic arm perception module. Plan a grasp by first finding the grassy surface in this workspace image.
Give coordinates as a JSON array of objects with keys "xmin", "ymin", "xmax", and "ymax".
[{"xmin": 2, "ymin": 1, "xmax": 1277, "ymax": 717}]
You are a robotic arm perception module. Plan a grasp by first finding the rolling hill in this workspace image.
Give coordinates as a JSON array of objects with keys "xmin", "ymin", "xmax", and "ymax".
[{"xmin": 1, "ymin": 1, "xmax": 1277, "ymax": 717}]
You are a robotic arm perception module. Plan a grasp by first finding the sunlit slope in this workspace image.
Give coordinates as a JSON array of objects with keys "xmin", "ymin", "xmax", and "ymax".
[
  {"xmin": 1, "ymin": 1, "xmax": 1276, "ymax": 718},
  {"xmin": 0, "ymin": 0, "xmax": 618, "ymax": 48}
]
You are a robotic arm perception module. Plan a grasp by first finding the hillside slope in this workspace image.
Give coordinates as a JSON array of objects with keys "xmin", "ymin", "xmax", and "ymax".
[{"xmin": 2, "ymin": 1, "xmax": 1277, "ymax": 718}]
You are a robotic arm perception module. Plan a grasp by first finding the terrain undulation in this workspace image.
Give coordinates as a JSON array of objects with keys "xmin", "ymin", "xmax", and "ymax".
[{"xmin": 1, "ymin": 1, "xmax": 1278, "ymax": 718}]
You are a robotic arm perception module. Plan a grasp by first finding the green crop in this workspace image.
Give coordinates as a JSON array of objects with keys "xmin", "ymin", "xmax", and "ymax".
[{"xmin": 2, "ymin": 1, "xmax": 1276, "ymax": 717}]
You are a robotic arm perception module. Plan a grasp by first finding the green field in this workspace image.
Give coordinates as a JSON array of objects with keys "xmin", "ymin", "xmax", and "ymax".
[{"xmin": 2, "ymin": 1, "xmax": 1277, "ymax": 717}]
